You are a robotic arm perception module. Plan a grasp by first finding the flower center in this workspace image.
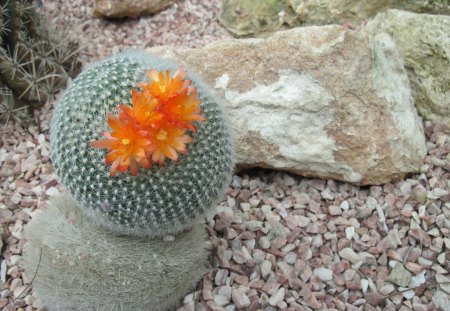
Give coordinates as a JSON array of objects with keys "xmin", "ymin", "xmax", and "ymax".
[
  {"xmin": 156, "ymin": 129, "xmax": 168, "ymax": 141},
  {"xmin": 122, "ymin": 138, "xmax": 131, "ymax": 146}
]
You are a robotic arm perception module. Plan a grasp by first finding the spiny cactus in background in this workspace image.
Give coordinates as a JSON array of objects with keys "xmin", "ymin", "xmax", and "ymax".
[
  {"xmin": 0, "ymin": 0, "xmax": 82, "ymax": 126},
  {"xmin": 0, "ymin": 84, "xmax": 30, "ymax": 126},
  {"xmin": 50, "ymin": 51, "xmax": 235, "ymax": 237}
]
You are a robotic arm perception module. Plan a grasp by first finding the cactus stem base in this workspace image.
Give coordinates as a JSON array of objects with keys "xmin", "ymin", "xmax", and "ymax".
[{"xmin": 23, "ymin": 195, "xmax": 209, "ymax": 311}]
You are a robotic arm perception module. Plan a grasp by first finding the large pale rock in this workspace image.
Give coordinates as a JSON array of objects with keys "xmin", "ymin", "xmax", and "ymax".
[
  {"xmin": 365, "ymin": 10, "xmax": 450, "ymax": 125},
  {"xmin": 220, "ymin": 0, "xmax": 450, "ymax": 36},
  {"xmin": 93, "ymin": 0, "xmax": 175, "ymax": 18},
  {"xmin": 147, "ymin": 26, "xmax": 426, "ymax": 185},
  {"xmin": 289, "ymin": 0, "xmax": 450, "ymax": 24}
]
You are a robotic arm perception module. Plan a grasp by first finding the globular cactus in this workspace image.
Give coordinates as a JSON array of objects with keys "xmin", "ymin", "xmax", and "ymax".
[
  {"xmin": 0, "ymin": 0, "xmax": 82, "ymax": 125},
  {"xmin": 50, "ymin": 51, "xmax": 235, "ymax": 236}
]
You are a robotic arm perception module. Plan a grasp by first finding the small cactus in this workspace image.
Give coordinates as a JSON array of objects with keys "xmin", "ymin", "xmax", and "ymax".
[
  {"xmin": 50, "ymin": 51, "xmax": 235, "ymax": 236},
  {"xmin": 0, "ymin": 0, "xmax": 82, "ymax": 125}
]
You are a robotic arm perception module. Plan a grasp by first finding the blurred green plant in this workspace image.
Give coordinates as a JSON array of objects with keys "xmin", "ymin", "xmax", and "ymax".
[{"xmin": 0, "ymin": 0, "xmax": 82, "ymax": 128}]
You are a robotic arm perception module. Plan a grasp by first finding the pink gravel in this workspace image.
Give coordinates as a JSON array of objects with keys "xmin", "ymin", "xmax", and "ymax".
[{"xmin": 0, "ymin": 1, "xmax": 450, "ymax": 311}]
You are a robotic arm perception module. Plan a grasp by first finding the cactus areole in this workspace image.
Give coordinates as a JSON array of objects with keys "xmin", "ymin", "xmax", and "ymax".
[{"xmin": 50, "ymin": 52, "xmax": 234, "ymax": 236}]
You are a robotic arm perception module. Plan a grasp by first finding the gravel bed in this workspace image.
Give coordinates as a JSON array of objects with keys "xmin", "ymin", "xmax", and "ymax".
[
  {"xmin": 197, "ymin": 121, "xmax": 450, "ymax": 311},
  {"xmin": 40, "ymin": 0, "xmax": 231, "ymax": 62},
  {"xmin": 1, "ymin": 1, "xmax": 450, "ymax": 311}
]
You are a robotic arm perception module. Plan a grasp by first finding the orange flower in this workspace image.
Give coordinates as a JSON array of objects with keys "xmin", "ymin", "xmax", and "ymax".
[
  {"xmin": 158, "ymin": 87, "xmax": 206, "ymax": 131},
  {"xmin": 120, "ymin": 89, "xmax": 163, "ymax": 126},
  {"xmin": 91, "ymin": 113, "xmax": 154, "ymax": 176},
  {"xmin": 148, "ymin": 125, "xmax": 193, "ymax": 165},
  {"xmin": 91, "ymin": 67, "xmax": 207, "ymax": 175},
  {"xmin": 138, "ymin": 67, "xmax": 190, "ymax": 101}
]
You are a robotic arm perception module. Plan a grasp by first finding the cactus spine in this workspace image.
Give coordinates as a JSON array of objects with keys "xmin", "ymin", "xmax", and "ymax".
[{"xmin": 0, "ymin": 0, "xmax": 82, "ymax": 125}]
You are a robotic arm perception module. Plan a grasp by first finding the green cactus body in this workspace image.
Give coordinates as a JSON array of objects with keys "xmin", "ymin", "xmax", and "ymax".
[
  {"xmin": 50, "ymin": 51, "xmax": 234, "ymax": 236},
  {"xmin": 0, "ymin": 0, "xmax": 81, "ymax": 125}
]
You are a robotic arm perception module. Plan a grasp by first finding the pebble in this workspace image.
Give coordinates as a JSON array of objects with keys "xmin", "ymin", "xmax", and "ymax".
[
  {"xmin": 324, "ymin": 232, "xmax": 337, "ymax": 240},
  {"xmin": 345, "ymin": 227, "xmax": 355, "ymax": 240},
  {"xmin": 339, "ymin": 248, "xmax": 360, "ymax": 264},
  {"xmin": 321, "ymin": 188, "xmax": 335, "ymax": 200},
  {"xmin": 218, "ymin": 286, "xmax": 232, "ymax": 300},
  {"xmin": 260, "ymin": 260, "xmax": 272, "ymax": 278},
  {"xmin": 418, "ymin": 257, "xmax": 433, "ymax": 267},
  {"xmin": 430, "ymin": 188, "xmax": 449, "ymax": 198},
  {"xmin": 296, "ymin": 215, "xmax": 311, "ymax": 227},
  {"xmin": 258, "ymin": 237, "xmax": 270, "ymax": 249},
  {"xmin": 215, "ymin": 270, "xmax": 229, "ymax": 286},
  {"xmin": 183, "ymin": 294, "xmax": 194, "ymax": 303},
  {"xmin": 239, "ymin": 203, "xmax": 250, "ymax": 212},
  {"xmin": 379, "ymin": 284, "xmax": 395, "ymax": 295},
  {"xmin": 45, "ymin": 186, "xmax": 60, "ymax": 196},
  {"xmin": 245, "ymin": 221, "xmax": 263, "ymax": 231},
  {"xmin": 269, "ymin": 288, "xmax": 285, "ymax": 306},
  {"xmin": 285, "ymin": 252, "xmax": 297, "ymax": 265},
  {"xmin": 433, "ymin": 291, "xmax": 450, "ymax": 311},
  {"xmin": 437, "ymin": 252, "xmax": 446, "ymax": 265},
  {"xmin": 213, "ymin": 295, "xmax": 229, "ymax": 306},
  {"xmin": 340, "ymin": 200, "xmax": 350, "ymax": 210},
  {"xmin": 0, "ymin": 260, "xmax": 7, "ymax": 284},
  {"xmin": 444, "ymin": 238, "xmax": 450, "ymax": 250},
  {"xmin": 401, "ymin": 288, "xmax": 415, "ymax": 300},
  {"xmin": 361, "ymin": 279, "xmax": 369, "ymax": 294},
  {"xmin": 10, "ymin": 278, "xmax": 22, "ymax": 291},
  {"xmin": 366, "ymin": 196, "xmax": 378, "ymax": 209},
  {"xmin": 328, "ymin": 205, "xmax": 342, "ymax": 216},
  {"xmin": 435, "ymin": 274, "xmax": 450, "ymax": 294},
  {"xmin": 231, "ymin": 289, "xmax": 250, "ymax": 309},
  {"xmin": 314, "ymin": 267, "xmax": 333, "ymax": 282},
  {"xmin": 388, "ymin": 263, "xmax": 412, "ymax": 287},
  {"xmin": 249, "ymin": 199, "xmax": 260, "ymax": 207},
  {"xmin": 13, "ymin": 285, "xmax": 29, "ymax": 299}
]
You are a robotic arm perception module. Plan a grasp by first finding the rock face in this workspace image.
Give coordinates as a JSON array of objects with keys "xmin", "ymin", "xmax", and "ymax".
[
  {"xmin": 220, "ymin": 0, "xmax": 450, "ymax": 36},
  {"xmin": 147, "ymin": 26, "xmax": 426, "ymax": 185},
  {"xmin": 365, "ymin": 10, "xmax": 450, "ymax": 126},
  {"xmin": 93, "ymin": 0, "xmax": 175, "ymax": 18},
  {"xmin": 218, "ymin": 0, "xmax": 300, "ymax": 37}
]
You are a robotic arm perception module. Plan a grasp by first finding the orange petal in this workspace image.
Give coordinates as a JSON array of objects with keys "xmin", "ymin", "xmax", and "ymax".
[
  {"xmin": 171, "ymin": 141, "xmax": 187, "ymax": 152},
  {"xmin": 110, "ymin": 157, "xmax": 121, "ymax": 176},
  {"xmin": 175, "ymin": 135, "xmax": 193, "ymax": 144},
  {"xmin": 138, "ymin": 156, "xmax": 152, "ymax": 169},
  {"xmin": 107, "ymin": 113, "xmax": 122, "ymax": 132},
  {"xmin": 91, "ymin": 139, "xmax": 112, "ymax": 149},
  {"xmin": 105, "ymin": 150, "xmax": 121, "ymax": 165},
  {"xmin": 149, "ymin": 69, "xmax": 160, "ymax": 82},
  {"xmin": 163, "ymin": 146, "xmax": 178, "ymax": 161},
  {"xmin": 129, "ymin": 157, "xmax": 138, "ymax": 176},
  {"xmin": 173, "ymin": 67, "xmax": 187, "ymax": 80},
  {"xmin": 151, "ymin": 150, "xmax": 163, "ymax": 164}
]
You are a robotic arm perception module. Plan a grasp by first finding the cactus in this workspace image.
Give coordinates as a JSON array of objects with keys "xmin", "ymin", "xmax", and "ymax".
[
  {"xmin": 23, "ymin": 195, "xmax": 209, "ymax": 311},
  {"xmin": 25, "ymin": 52, "xmax": 234, "ymax": 310},
  {"xmin": 0, "ymin": 84, "xmax": 30, "ymax": 126},
  {"xmin": 0, "ymin": 0, "xmax": 82, "ymax": 125},
  {"xmin": 50, "ymin": 51, "xmax": 235, "ymax": 236}
]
